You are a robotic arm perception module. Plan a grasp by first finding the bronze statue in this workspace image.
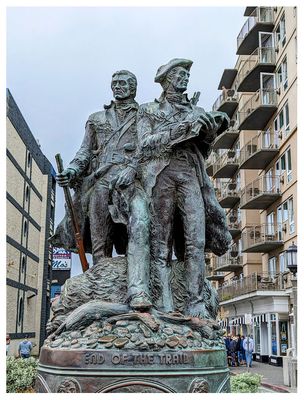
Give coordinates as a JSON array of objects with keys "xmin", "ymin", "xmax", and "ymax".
[
  {"xmin": 40, "ymin": 60, "xmax": 232, "ymax": 393},
  {"xmin": 137, "ymin": 58, "xmax": 231, "ymax": 317},
  {"xmin": 52, "ymin": 70, "xmax": 152, "ymax": 310}
]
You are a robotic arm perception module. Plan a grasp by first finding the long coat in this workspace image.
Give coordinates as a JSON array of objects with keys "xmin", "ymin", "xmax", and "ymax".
[
  {"xmin": 50, "ymin": 101, "xmax": 139, "ymax": 254},
  {"xmin": 136, "ymin": 97, "xmax": 232, "ymax": 256}
]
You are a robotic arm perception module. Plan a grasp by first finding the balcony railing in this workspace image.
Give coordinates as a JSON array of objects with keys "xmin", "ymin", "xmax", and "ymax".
[
  {"xmin": 237, "ymin": 7, "xmax": 274, "ymax": 55},
  {"xmin": 218, "ymin": 272, "xmax": 283, "ymax": 302},
  {"xmin": 205, "ymin": 152, "xmax": 217, "ymax": 176},
  {"xmin": 242, "ymin": 223, "xmax": 284, "ymax": 252},
  {"xmin": 212, "ymin": 90, "xmax": 238, "ymax": 118},
  {"xmin": 237, "ymin": 47, "xmax": 276, "ymax": 92},
  {"xmin": 240, "ymin": 175, "xmax": 281, "ymax": 209},
  {"xmin": 213, "ymin": 128, "xmax": 240, "ymax": 150},
  {"xmin": 217, "ymin": 179, "xmax": 240, "ymax": 208},
  {"xmin": 238, "ymin": 88, "xmax": 277, "ymax": 130},
  {"xmin": 215, "ymin": 251, "xmax": 243, "ymax": 272},
  {"xmin": 239, "ymin": 132, "xmax": 279, "ymax": 169},
  {"xmin": 227, "ymin": 210, "xmax": 242, "ymax": 238},
  {"xmin": 213, "ymin": 149, "xmax": 240, "ymax": 179},
  {"xmin": 206, "ymin": 270, "xmax": 226, "ymax": 281}
]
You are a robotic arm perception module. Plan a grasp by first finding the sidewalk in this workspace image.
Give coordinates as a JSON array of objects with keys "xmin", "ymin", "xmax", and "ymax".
[{"xmin": 230, "ymin": 360, "xmax": 297, "ymax": 393}]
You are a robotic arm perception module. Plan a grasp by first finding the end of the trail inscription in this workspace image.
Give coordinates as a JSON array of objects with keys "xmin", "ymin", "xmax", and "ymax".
[{"xmin": 38, "ymin": 58, "xmax": 231, "ymax": 393}]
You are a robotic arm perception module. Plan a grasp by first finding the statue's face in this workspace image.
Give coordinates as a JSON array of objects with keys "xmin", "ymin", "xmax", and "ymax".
[
  {"xmin": 169, "ymin": 67, "xmax": 190, "ymax": 92},
  {"xmin": 111, "ymin": 74, "xmax": 132, "ymax": 100}
]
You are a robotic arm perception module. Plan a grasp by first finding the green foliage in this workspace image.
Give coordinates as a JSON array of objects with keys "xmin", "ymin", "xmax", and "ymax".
[
  {"xmin": 231, "ymin": 372, "xmax": 263, "ymax": 393},
  {"xmin": 6, "ymin": 356, "xmax": 38, "ymax": 393}
]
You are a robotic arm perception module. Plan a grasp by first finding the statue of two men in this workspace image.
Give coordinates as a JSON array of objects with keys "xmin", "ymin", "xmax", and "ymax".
[{"xmin": 52, "ymin": 58, "xmax": 232, "ymax": 318}]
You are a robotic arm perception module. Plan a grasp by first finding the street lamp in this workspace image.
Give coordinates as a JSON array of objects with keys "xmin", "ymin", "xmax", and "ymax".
[
  {"xmin": 286, "ymin": 242, "xmax": 297, "ymax": 276},
  {"xmin": 286, "ymin": 242, "xmax": 297, "ymax": 386}
]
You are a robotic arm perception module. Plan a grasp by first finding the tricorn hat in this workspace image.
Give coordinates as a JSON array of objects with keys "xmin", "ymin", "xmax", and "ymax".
[{"xmin": 154, "ymin": 58, "xmax": 193, "ymax": 83}]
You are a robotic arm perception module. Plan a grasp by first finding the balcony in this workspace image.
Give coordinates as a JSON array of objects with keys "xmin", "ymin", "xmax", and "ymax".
[
  {"xmin": 242, "ymin": 224, "xmax": 284, "ymax": 253},
  {"xmin": 217, "ymin": 69, "xmax": 238, "ymax": 90},
  {"xmin": 206, "ymin": 270, "xmax": 226, "ymax": 281},
  {"xmin": 226, "ymin": 210, "xmax": 242, "ymax": 239},
  {"xmin": 205, "ymin": 152, "xmax": 217, "ymax": 176},
  {"xmin": 218, "ymin": 272, "xmax": 282, "ymax": 302},
  {"xmin": 239, "ymin": 133, "xmax": 279, "ymax": 169},
  {"xmin": 213, "ymin": 128, "xmax": 240, "ymax": 150},
  {"xmin": 217, "ymin": 179, "xmax": 240, "ymax": 208},
  {"xmin": 244, "ymin": 7, "xmax": 257, "ymax": 16},
  {"xmin": 215, "ymin": 251, "xmax": 243, "ymax": 272},
  {"xmin": 213, "ymin": 150, "xmax": 239, "ymax": 179},
  {"xmin": 238, "ymin": 89, "xmax": 277, "ymax": 130},
  {"xmin": 212, "ymin": 90, "xmax": 238, "ymax": 118},
  {"xmin": 237, "ymin": 47, "xmax": 276, "ymax": 92},
  {"xmin": 237, "ymin": 7, "xmax": 275, "ymax": 55},
  {"xmin": 240, "ymin": 176, "xmax": 281, "ymax": 209}
]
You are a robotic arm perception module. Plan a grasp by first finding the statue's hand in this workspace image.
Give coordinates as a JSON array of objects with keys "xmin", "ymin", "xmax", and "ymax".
[
  {"xmin": 170, "ymin": 121, "xmax": 191, "ymax": 140},
  {"xmin": 197, "ymin": 112, "xmax": 220, "ymax": 136},
  {"xmin": 115, "ymin": 166, "xmax": 136, "ymax": 188},
  {"xmin": 56, "ymin": 168, "xmax": 76, "ymax": 187}
]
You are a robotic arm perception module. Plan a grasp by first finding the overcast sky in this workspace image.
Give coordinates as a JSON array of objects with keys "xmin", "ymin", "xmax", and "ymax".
[{"xmin": 7, "ymin": 6, "xmax": 245, "ymax": 276}]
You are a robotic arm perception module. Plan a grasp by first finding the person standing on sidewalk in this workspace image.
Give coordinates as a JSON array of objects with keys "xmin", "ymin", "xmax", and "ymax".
[
  {"xmin": 243, "ymin": 334, "xmax": 254, "ymax": 368},
  {"xmin": 18, "ymin": 336, "xmax": 32, "ymax": 359},
  {"xmin": 6, "ymin": 334, "xmax": 10, "ymax": 356}
]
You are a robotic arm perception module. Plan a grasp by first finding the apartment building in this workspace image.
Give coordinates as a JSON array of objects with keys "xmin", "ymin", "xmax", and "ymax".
[
  {"xmin": 206, "ymin": 6, "xmax": 297, "ymax": 367},
  {"xmin": 6, "ymin": 89, "xmax": 56, "ymax": 355}
]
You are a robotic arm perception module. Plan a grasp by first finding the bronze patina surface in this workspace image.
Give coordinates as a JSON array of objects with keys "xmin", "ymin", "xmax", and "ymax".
[{"xmin": 38, "ymin": 59, "xmax": 232, "ymax": 393}]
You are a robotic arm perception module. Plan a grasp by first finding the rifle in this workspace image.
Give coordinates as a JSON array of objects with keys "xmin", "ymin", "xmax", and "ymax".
[{"xmin": 55, "ymin": 153, "xmax": 89, "ymax": 272}]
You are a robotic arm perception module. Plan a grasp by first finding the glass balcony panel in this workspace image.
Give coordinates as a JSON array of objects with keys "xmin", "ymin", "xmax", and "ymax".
[
  {"xmin": 212, "ymin": 90, "xmax": 238, "ymax": 118},
  {"xmin": 242, "ymin": 223, "xmax": 284, "ymax": 252},
  {"xmin": 213, "ymin": 149, "xmax": 240, "ymax": 179},
  {"xmin": 239, "ymin": 131, "xmax": 279, "ymax": 169},
  {"xmin": 240, "ymin": 175, "xmax": 281, "ymax": 209},
  {"xmin": 217, "ymin": 179, "xmax": 240, "ymax": 208},
  {"xmin": 215, "ymin": 251, "xmax": 243, "ymax": 272},
  {"xmin": 237, "ymin": 7, "xmax": 275, "ymax": 55},
  {"xmin": 218, "ymin": 272, "xmax": 282, "ymax": 302},
  {"xmin": 238, "ymin": 88, "xmax": 277, "ymax": 130},
  {"xmin": 237, "ymin": 47, "xmax": 276, "ymax": 92}
]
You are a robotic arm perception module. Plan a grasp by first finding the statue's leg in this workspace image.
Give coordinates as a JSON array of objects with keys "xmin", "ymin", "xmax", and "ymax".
[
  {"xmin": 177, "ymin": 170, "xmax": 206, "ymax": 317},
  {"xmin": 127, "ymin": 189, "xmax": 152, "ymax": 310},
  {"xmin": 89, "ymin": 181, "xmax": 114, "ymax": 264},
  {"xmin": 150, "ymin": 171, "xmax": 175, "ymax": 313}
]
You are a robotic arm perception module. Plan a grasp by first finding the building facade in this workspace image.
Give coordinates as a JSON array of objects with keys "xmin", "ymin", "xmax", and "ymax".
[
  {"xmin": 6, "ymin": 89, "xmax": 56, "ymax": 355},
  {"xmin": 206, "ymin": 6, "xmax": 297, "ymax": 367}
]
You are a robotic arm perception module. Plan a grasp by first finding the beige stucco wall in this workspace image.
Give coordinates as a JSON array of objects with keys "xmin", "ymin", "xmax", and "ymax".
[{"xmin": 6, "ymin": 115, "xmax": 51, "ymax": 354}]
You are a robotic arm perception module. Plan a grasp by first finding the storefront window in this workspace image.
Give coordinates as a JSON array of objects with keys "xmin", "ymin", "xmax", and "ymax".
[
  {"xmin": 279, "ymin": 321, "xmax": 288, "ymax": 355},
  {"xmin": 254, "ymin": 324, "xmax": 261, "ymax": 353}
]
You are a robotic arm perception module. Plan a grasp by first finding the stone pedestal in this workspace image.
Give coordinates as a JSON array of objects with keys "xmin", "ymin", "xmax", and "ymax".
[{"xmin": 36, "ymin": 347, "xmax": 229, "ymax": 393}]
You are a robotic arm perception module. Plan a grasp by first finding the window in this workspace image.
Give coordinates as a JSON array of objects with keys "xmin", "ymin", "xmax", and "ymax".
[
  {"xmin": 18, "ymin": 297, "xmax": 24, "ymax": 326},
  {"xmin": 21, "ymin": 255, "xmax": 26, "ymax": 273},
  {"xmin": 268, "ymin": 257, "xmax": 276, "ymax": 277},
  {"xmin": 275, "ymin": 148, "xmax": 292, "ymax": 183},
  {"xmin": 277, "ymin": 205, "xmax": 283, "ymax": 240},
  {"xmin": 278, "ymin": 197, "xmax": 295, "ymax": 237},
  {"xmin": 274, "ymin": 102, "xmax": 290, "ymax": 139},
  {"xmin": 23, "ymin": 220, "xmax": 28, "ymax": 237},
  {"xmin": 288, "ymin": 197, "xmax": 295, "ymax": 234},
  {"xmin": 287, "ymin": 148, "xmax": 292, "ymax": 182},
  {"xmin": 279, "ymin": 252, "xmax": 286, "ymax": 273},
  {"xmin": 27, "ymin": 152, "xmax": 31, "ymax": 168},
  {"xmin": 277, "ymin": 57, "xmax": 288, "ymax": 90},
  {"xmin": 25, "ymin": 186, "xmax": 30, "ymax": 202},
  {"xmin": 265, "ymin": 169, "xmax": 273, "ymax": 191},
  {"xmin": 267, "ymin": 212, "xmax": 275, "ymax": 235},
  {"xmin": 280, "ymin": 14, "xmax": 286, "ymax": 46}
]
